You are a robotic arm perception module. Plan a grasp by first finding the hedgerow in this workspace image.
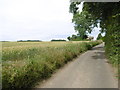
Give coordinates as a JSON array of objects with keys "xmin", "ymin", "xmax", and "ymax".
[{"xmin": 104, "ymin": 17, "xmax": 120, "ymax": 67}]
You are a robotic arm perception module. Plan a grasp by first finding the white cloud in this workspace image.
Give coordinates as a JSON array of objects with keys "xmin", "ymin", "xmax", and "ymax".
[
  {"xmin": 0, "ymin": 0, "xmax": 76, "ymax": 41},
  {"xmin": 88, "ymin": 23, "xmax": 101, "ymax": 40},
  {"xmin": 78, "ymin": 2, "xmax": 84, "ymax": 13},
  {"xmin": 0, "ymin": 0, "xmax": 99, "ymax": 41}
]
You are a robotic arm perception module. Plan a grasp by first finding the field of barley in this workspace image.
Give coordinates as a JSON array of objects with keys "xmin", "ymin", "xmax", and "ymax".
[{"xmin": 2, "ymin": 41, "xmax": 102, "ymax": 89}]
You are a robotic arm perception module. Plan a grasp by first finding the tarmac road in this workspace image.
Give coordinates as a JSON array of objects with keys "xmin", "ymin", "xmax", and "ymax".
[{"xmin": 35, "ymin": 43, "xmax": 118, "ymax": 88}]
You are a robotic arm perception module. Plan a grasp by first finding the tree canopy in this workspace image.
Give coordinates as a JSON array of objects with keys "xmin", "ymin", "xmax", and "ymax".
[
  {"xmin": 69, "ymin": 2, "xmax": 120, "ymax": 67},
  {"xmin": 70, "ymin": 2, "xmax": 120, "ymax": 33}
]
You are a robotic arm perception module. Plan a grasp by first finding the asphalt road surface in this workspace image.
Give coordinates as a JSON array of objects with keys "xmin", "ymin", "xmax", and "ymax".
[{"xmin": 35, "ymin": 43, "xmax": 118, "ymax": 88}]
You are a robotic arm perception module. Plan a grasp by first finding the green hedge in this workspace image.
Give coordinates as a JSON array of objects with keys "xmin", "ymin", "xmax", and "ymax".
[
  {"xmin": 105, "ymin": 18, "xmax": 120, "ymax": 66},
  {"xmin": 104, "ymin": 17, "xmax": 120, "ymax": 79}
]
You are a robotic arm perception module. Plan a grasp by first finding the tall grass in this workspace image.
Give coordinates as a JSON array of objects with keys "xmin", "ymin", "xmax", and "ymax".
[{"xmin": 2, "ymin": 41, "xmax": 102, "ymax": 89}]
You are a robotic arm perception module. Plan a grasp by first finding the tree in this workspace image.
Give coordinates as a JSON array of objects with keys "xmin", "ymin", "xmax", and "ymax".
[
  {"xmin": 70, "ymin": 2, "xmax": 120, "ymax": 33},
  {"xmin": 72, "ymin": 34, "xmax": 77, "ymax": 39},
  {"xmin": 67, "ymin": 34, "xmax": 88, "ymax": 41},
  {"xmin": 67, "ymin": 36, "xmax": 71, "ymax": 41},
  {"xmin": 51, "ymin": 39, "xmax": 66, "ymax": 41},
  {"xmin": 72, "ymin": 11, "xmax": 95, "ymax": 39},
  {"xmin": 69, "ymin": 2, "xmax": 120, "ymax": 67},
  {"xmin": 83, "ymin": 34, "xmax": 88, "ymax": 39},
  {"xmin": 70, "ymin": 2, "xmax": 98, "ymax": 39}
]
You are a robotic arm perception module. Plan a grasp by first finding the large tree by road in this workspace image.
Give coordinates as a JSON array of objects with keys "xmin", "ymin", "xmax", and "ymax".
[{"xmin": 69, "ymin": 2, "xmax": 120, "ymax": 68}]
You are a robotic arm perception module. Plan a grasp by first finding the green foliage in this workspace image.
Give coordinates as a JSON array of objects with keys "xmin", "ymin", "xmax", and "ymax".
[
  {"xmin": 104, "ymin": 18, "xmax": 120, "ymax": 67},
  {"xmin": 2, "ymin": 41, "xmax": 101, "ymax": 89},
  {"xmin": 69, "ymin": 2, "xmax": 120, "ymax": 78},
  {"xmin": 17, "ymin": 40, "xmax": 42, "ymax": 42},
  {"xmin": 67, "ymin": 34, "xmax": 88, "ymax": 41},
  {"xmin": 72, "ymin": 11, "xmax": 96, "ymax": 36},
  {"xmin": 97, "ymin": 33, "xmax": 103, "ymax": 40},
  {"xmin": 51, "ymin": 39, "xmax": 66, "ymax": 41},
  {"xmin": 69, "ymin": 2, "xmax": 80, "ymax": 14},
  {"xmin": 83, "ymin": 3, "xmax": 120, "ymax": 67},
  {"xmin": 83, "ymin": 2, "xmax": 120, "ymax": 31},
  {"xmin": 70, "ymin": 3, "xmax": 97, "ymax": 39},
  {"xmin": 67, "ymin": 36, "xmax": 71, "ymax": 41}
]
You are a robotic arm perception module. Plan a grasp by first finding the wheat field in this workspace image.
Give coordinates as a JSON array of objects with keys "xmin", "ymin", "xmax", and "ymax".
[{"xmin": 2, "ymin": 41, "xmax": 102, "ymax": 88}]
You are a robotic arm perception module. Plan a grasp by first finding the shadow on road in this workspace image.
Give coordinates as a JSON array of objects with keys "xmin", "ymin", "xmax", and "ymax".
[
  {"xmin": 92, "ymin": 51, "xmax": 106, "ymax": 60},
  {"xmin": 91, "ymin": 44, "xmax": 106, "ymax": 60},
  {"xmin": 92, "ymin": 46, "xmax": 104, "ymax": 51}
]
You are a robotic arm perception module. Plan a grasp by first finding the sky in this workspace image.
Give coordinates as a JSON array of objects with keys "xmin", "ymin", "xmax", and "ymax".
[{"xmin": 0, "ymin": 0, "xmax": 101, "ymax": 41}]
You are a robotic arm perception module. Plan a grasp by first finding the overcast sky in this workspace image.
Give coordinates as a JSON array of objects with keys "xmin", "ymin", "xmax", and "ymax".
[{"xmin": 0, "ymin": 0, "xmax": 100, "ymax": 41}]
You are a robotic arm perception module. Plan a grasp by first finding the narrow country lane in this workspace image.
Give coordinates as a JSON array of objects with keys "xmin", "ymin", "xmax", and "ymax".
[{"xmin": 35, "ymin": 43, "xmax": 118, "ymax": 88}]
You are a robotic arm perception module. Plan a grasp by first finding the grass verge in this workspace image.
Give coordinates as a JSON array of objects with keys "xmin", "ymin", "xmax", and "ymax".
[{"xmin": 2, "ymin": 41, "xmax": 102, "ymax": 89}]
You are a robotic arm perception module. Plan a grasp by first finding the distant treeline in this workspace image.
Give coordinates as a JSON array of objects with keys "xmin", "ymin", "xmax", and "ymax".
[
  {"xmin": 51, "ymin": 39, "xmax": 66, "ymax": 41},
  {"xmin": 1, "ymin": 41, "xmax": 10, "ymax": 42},
  {"xmin": 17, "ymin": 40, "xmax": 42, "ymax": 42}
]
